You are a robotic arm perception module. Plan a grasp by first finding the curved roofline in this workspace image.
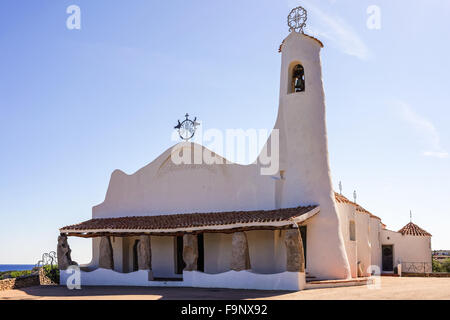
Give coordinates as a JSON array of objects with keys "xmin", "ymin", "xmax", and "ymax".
[{"xmin": 279, "ymin": 32, "xmax": 324, "ymax": 53}]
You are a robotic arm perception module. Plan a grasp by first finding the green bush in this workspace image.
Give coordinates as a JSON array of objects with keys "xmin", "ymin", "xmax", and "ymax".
[
  {"xmin": 43, "ymin": 265, "xmax": 60, "ymax": 284},
  {"xmin": 433, "ymin": 258, "xmax": 450, "ymax": 273},
  {"xmin": 433, "ymin": 259, "xmax": 443, "ymax": 272},
  {"xmin": 10, "ymin": 270, "xmax": 32, "ymax": 278},
  {"xmin": 0, "ymin": 270, "xmax": 32, "ymax": 280},
  {"xmin": 442, "ymin": 259, "xmax": 450, "ymax": 272}
]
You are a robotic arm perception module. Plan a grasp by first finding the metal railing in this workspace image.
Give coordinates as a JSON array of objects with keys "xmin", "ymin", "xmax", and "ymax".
[
  {"xmin": 401, "ymin": 262, "xmax": 432, "ymax": 274},
  {"xmin": 35, "ymin": 251, "xmax": 59, "ymax": 284},
  {"xmin": 35, "ymin": 251, "xmax": 57, "ymax": 269}
]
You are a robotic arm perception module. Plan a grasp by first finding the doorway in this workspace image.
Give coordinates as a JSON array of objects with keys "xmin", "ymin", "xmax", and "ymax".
[
  {"xmin": 175, "ymin": 236, "xmax": 185, "ymax": 274},
  {"xmin": 300, "ymin": 226, "xmax": 307, "ymax": 268},
  {"xmin": 175, "ymin": 234, "xmax": 204, "ymax": 274},
  {"xmin": 132, "ymin": 239, "xmax": 139, "ymax": 272},
  {"xmin": 382, "ymin": 245, "xmax": 394, "ymax": 272}
]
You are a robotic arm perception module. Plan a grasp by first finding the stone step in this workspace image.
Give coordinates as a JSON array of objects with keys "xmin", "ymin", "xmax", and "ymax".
[{"xmin": 306, "ymin": 277, "xmax": 372, "ymax": 289}]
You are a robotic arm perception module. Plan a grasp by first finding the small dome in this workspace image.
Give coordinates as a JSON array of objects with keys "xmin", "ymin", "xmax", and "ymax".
[{"xmin": 398, "ymin": 222, "xmax": 431, "ymax": 237}]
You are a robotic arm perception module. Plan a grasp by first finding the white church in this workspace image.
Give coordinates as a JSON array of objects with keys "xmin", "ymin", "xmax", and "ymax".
[{"xmin": 58, "ymin": 7, "xmax": 432, "ymax": 290}]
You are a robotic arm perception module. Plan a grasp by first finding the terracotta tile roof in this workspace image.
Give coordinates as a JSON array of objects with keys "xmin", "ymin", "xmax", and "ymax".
[
  {"xmin": 60, "ymin": 205, "xmax": 319, "ymax": 234},
  {"xmin": 398, "ymin": 222, "xmax": 431, "ymax": 237},
  {"xmin": 334, "ymin": 192, "xmax": 353, "ymax": 205},
  {"xmin": 278, "ymin": 33, "xmax": 324, "ymax": 53},
  {"xmin": 334, "ymin": 192, "xmax": 383, "ymax": 222}
]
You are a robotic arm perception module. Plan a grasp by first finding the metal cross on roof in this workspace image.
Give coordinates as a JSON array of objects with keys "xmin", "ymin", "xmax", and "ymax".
[
  {"xmin": 288, "ymin": 6, "xmax": 308, "ymax": 33},
  {"xmin": 174, "ymin": 113, "xmax": 200, "ymax": 141}
]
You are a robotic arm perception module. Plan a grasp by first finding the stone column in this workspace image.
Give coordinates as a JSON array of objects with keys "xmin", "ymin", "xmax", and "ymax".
[
  {"xmin": 183, "ymin": 234, "xmax": 198, "ymax": 271},
  {"xmin": 99, "ymin": 236, "xmax": 114, "ymax": 270},
  {"xmin": 284, "ymin": 228, "xmax": 305, "ymax": 272},
  {"xmin": 137, "ymin": 235, "xmax": 152, "ymax": 270},
  {"xmin": 231, "ymin": 232, "xmax": 251, "ymax": 271},
  {"xmin": 57, "ymin": 234, "xmax": 77, "ymax": 270}
]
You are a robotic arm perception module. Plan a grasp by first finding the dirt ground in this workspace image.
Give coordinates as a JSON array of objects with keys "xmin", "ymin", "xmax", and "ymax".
[{"xmin": 0, "ymin": 277, "xmax": 449, "ymax": 300}]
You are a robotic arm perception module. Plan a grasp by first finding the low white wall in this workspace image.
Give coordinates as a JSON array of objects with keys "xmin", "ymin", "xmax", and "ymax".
[
  {"xmin": 60, "ymin": 268, "xmax": 306, "ymax": 291},
  {"xmin": 183, "ymin": 270, "xmax": 305, "ymax": 291}
]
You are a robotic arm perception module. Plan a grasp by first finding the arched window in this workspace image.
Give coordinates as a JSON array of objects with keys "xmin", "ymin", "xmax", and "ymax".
[
  {"xmin": 349, "ymin": 220, "xmax": 356, "ymax": 241},
  {"xmin": 290, "ymin": 64, "xmax": 305, "ymax": 93}
]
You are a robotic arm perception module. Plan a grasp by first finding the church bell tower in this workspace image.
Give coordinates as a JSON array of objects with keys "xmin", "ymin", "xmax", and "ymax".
[{"xmin": 272, "ymin": 6, "xmax": 351, "ymax": 279}]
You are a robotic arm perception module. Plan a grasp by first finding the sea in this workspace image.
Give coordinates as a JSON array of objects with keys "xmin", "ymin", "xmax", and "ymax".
[{"xmin": 0, "ymin": 264, "xmax": 35, "ymax": 272}]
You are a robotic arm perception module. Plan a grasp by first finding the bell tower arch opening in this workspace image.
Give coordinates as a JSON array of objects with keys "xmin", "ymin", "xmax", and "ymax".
[{"xmin": 288, "ymin": 62, "xmax": 305, "ymax": 94}]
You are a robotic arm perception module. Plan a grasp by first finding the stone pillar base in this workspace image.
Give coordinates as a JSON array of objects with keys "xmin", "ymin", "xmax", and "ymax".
[{"xmin": 231, "ymin": 232, "xmax": 251, "ymax": 271}]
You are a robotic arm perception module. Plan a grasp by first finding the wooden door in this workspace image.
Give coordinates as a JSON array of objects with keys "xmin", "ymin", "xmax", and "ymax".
[{"xmin": 382, "ymin": 245, "xmax": 393, "ymax": 272}]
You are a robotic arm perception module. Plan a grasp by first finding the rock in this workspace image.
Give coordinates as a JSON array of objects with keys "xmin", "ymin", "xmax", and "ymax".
[
  {"xmin": 183, "ymin": 234, "xmax": 198, "ymax": 271},
  {"xmin": 57, "ymin": 235, "xmax": 77, "ymax": 270},
  {"xmin": 99, "ymin": 236, "xmax": 114, "ymax": 270},
  {"xmin": 285, "ymin": 228, "xmax": 305, "ymax": 272},
  {"xmin": 137, "ymin": 235, "xmax": 152, "ymax": 270},
  {"xmin": 231, "ymin": 232, "xmax": 251, "ymax": 271}
]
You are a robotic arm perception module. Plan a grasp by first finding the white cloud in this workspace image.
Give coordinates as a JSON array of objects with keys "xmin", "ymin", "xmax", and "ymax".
[
  {"xmin": 396, "ymin": 101, "xmax": 448, "ymax": 159},
  {"xmin": 287, "ymin": 0, "xmax": 371, "ymax": 60},
  {"xmin": 423, "ymin": 151, "xmax": 449, "ymax": 159}
]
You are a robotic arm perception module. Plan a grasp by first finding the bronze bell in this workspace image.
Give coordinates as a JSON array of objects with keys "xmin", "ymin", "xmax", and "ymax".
[{"xmin": 294, "ymin": 77, "xmax": 304, "ymax": 92}]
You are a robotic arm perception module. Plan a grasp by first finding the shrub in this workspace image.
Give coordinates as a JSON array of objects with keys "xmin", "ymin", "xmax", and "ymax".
[
  {"xmin": 433, "ymin": 259, "xmax": 444, "ymax": 272},
  {"xmin": 433, "ymin": 258, "xmax": 450, "ymax": 273},
  {"xmin": 10, "ymin": 270, "xmax": 32, "ymax": 278},
  {"xmin": 442, "ymin": 259, "xmax": 450, "ymax": 273},
  {"xmin": 0, "ymin": 270, "xmax": 32, "ymax": 280},
  {"xmin": 43, "ymin": 265, "xmax": 60, "ymax": 284}
]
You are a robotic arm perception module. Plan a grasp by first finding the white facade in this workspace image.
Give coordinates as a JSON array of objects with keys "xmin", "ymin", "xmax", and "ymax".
[
  {"xmin": 87, "ymin": 31, "xmax": 350, "ymax": 281},
  {"xmin": 61, "ymin": 26, "xmax": 433, "ymax": 289},
  {"xmin": 381, "ymin": 229, "xmax": 432, "ymax": 273},
  {"xmin": 335, "ymin": 195, "xmax": 432, "ymax": 276}
]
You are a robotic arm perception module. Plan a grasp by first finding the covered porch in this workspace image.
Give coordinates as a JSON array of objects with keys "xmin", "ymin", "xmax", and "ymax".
[{"xmin": 58, "ymin": 205, "xmax": 319, "ymax": 291}]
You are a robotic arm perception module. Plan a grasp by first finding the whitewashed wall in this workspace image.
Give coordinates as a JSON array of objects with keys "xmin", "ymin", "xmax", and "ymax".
[
  {"xmin": 61, "ymin": 269, "xmax": 306, "ymax": 291},
  {"xmin": 149, "ymin": 236, "xmax": 178, "ymax": 278},
  {"xmin": 88, "ymin": 32, "xmax": 351, "ymax": 280},
  {"xmin": 272, "ymin": 32, "xmax": 350, "ymax": 279},
  {"xmin": 369, "ymin": 217, "xmax": 382, "ymax": 271},
  {"xmin": 381, "ymin": 229, "xmax": 432, "ymax": 272},
  {"xmin": 204, "ymin": 233, "xmax": 232, "ymax": 274},
  {"xmin": 336, "ymin": 202, "xmax": 357, "ymax": 278},
  {"xmin": 355, "ymin": 212, "xmax": 371, "ymax": 276},
  {"xmin": 247, "ymin": 230, "xmax": 287, "ymax": 274}
]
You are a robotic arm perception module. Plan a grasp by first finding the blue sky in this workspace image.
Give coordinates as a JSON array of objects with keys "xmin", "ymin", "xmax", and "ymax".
[{"xmin": 0, "ymin": 0, "xmax": 449, "ymax": 264}]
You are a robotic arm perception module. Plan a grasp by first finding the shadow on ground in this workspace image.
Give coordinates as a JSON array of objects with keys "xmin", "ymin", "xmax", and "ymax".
[{"xmin": 13, "ymin": 285, "xmax": 292, "ymax": 300}]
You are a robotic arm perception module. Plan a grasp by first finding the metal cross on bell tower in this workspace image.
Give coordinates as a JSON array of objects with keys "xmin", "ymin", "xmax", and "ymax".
[{"xmin": 287, "ymin": 6, "xmax": 308, "ymax": 33}]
